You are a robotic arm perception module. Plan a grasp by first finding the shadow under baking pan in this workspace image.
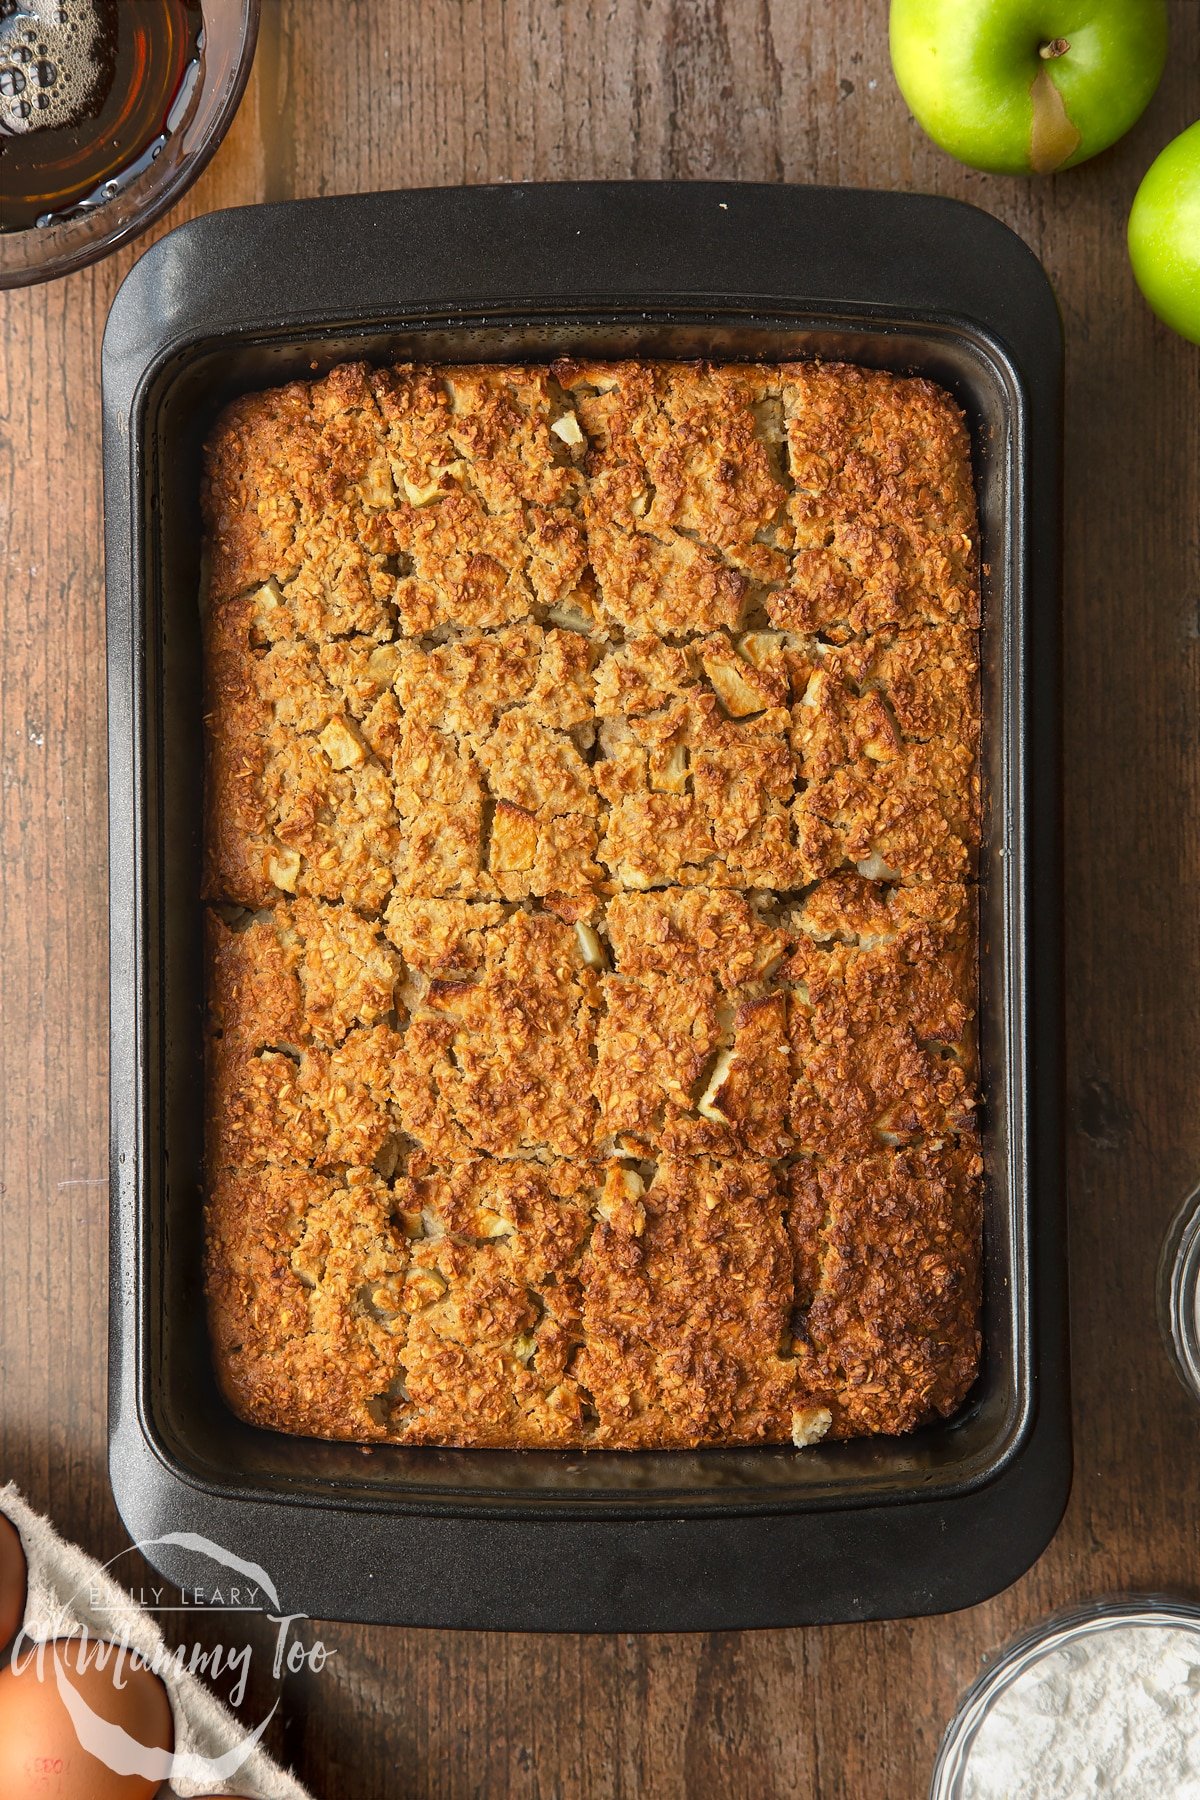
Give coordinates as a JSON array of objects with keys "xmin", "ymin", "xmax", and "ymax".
[{"xmin": 104, "ymin": 181, "xmax": 1068, "ymax": 1630}]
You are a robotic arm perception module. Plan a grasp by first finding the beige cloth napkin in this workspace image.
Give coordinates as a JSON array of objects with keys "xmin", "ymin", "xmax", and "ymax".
[{"xmin": 1, "ymin": 1483, "xmax": 315, "ymax": 1800}]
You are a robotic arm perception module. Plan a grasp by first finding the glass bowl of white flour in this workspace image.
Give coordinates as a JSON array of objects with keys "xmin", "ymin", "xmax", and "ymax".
[{"xmin": 931, "ymin": 1599, "xmax": 1200, "ymax": 1799}]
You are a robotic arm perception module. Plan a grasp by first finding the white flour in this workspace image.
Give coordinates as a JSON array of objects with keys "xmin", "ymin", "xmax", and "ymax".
[{"xmin": 961, "ymin": 1623, "xmax": 1200, "ymax": 1799}]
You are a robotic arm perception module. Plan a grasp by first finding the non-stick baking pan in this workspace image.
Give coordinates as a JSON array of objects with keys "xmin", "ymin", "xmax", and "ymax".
[{"xmin": 104, "ymin": 181, "xmax": 1067, "ymax": 1631}]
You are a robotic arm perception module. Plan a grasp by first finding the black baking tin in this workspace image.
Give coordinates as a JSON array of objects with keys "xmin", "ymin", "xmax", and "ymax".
[{"xmin": 104, "ymin": 182, "xmax": 1068, "ymax": 1631}]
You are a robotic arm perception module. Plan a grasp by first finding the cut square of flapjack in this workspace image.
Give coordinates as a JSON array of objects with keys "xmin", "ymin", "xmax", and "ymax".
[
  {"xmin": 793, "ymin": 740, "xmax": 978, "ymax": 888},
  {"xmin": 554, "ymin": 359, "xmax": 792, "ymax": 638},
  {"xmin": 594, "ymin": 978, "xmax": 791, "ymax": 1159},
  {"xmin": 574, "ymin": 1157, "xmax": 830, "ymax": 1450},
  {"xmin": 203, "ymin": 361, "xmax": 595, "ymax": 636},
  {"xmin": 793, "ymin": 627, "xmax": 979, "ymax": 775},
  {"xmin": 771, "ymin": 361, "xmax": 979, "ymax": 639},
  {"xmin": 786, "ymin": 875, "xmax": 977, "ymax": 1156},
  {"xmin": 391, "ymin": 805, "xmax": 603, "ymax": 909},
  {"xmin": 387, "ymin": 628, "xmax": 603, "ymax": 902},
  {"xmin": 785, "ymin": 1141, "xmax": 983, "ymax": 1436},
  {"xmin": 391, "ymin": 624, "xmax": 596, "ymax": 739},
  {"xmin": 368, "ymin": 362, "xmax": 593, "ymax": 635},
  {"xmin": 387, "ymin": 903, "xmax": 601, "ymax": 1161},
  {"xmin": 206, "ymin": 1164, "xmax": 411, "ymax": 1442},
  {"xmin": 594, "ymin": 889, "xmax": 792, "ymax": 1157},
  {"xmin": 208, "ymin": 898, "xmax": 402, "ymax": 1050},
  {"xmin": 202, "ymin": 594, "xmax": 402, "ymax": 912},
  {"xmin": 790, "ymin": 625, "xmax": 980, "ymax": 885},
  {"xmin": 209, "ymin": 1022, "xmax": 404, "ymax": 1175},
  {"xmin": 386, "ymin": 1157, "xmax": 597, "ymax": 1446},
  {"xmin": 201, "ymin": 361, "xmax": 401, "ymax": 608},
  {"xmin": 604, "ymin": 887, "xmax": 790, "ymax": 991},
  {"xmin": 593, "ymin": 663, "xmax": 807, "ymax": 891},
  {"xmin": 206, "ymin": 902, "xmax": 405, "ymax": 1173}
]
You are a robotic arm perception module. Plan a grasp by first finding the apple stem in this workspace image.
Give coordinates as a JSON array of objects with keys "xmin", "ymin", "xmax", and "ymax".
[{"xmin": 1038, "ymin": 37, "xmax": 1070, "ymax": 58}]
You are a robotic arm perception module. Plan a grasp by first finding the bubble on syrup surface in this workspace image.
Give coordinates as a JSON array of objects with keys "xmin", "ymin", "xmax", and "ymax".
[{"xmin": 0, "ymin": 0, "xmax": 105, "ymax": 136}]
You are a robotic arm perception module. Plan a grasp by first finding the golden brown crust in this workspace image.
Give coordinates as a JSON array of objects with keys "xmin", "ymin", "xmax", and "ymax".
[{"xmin": 204, "ymin": 357, "xmax": 983, "ymax": 1450}]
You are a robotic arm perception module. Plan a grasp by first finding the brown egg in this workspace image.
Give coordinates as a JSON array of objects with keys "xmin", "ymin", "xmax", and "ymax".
[
  {"xmin": 0, "ymin": 1513, "xmax": 27, "ymax": 1651},
  {"xmin": 0, "ymin": 1635, "xmax": 174, "ymax": 1799}
]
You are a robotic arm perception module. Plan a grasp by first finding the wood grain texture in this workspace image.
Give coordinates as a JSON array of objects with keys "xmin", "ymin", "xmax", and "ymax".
[{"xmin": 2, "ymin": 3, "xmax": 1199, "ymax": 1795}]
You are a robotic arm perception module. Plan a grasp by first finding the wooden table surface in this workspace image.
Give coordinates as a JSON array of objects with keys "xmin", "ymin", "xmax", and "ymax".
[{"xmin": 3, "ymin": 4, "xmax": 1200, "ymax": 1795}]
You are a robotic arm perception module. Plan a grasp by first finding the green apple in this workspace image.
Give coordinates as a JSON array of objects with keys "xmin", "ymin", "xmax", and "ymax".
[
  {"xmin": 889, "ymin": 0, "xmax": 1169, "ymax": 176},
  {"xmin": 1128, "ymin": 121, "xmax": 1200, "ymax": 344}
]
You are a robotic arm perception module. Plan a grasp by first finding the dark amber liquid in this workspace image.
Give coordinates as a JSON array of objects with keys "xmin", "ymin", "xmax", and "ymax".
[{"xmin": 0, "ymin": 0, "xmax": 204, "ymax": 233}]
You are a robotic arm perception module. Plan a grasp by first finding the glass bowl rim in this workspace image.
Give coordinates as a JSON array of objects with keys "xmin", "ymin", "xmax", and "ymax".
[{"xmin": 1158, "ymin": 1180, "xmax": 1200, "ymax": 1404}]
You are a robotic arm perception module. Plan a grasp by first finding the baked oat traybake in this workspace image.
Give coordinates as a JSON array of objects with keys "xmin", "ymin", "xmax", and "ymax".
[{"xmin": 202, "ymin": 357, "xmax": 983, "ymax": 1451}]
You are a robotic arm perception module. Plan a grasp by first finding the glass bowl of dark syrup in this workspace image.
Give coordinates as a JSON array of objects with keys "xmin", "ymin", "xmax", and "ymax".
[{"xmin": 0, "ymin": 0, "xmax": 258, "ymax": 287}]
